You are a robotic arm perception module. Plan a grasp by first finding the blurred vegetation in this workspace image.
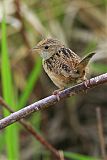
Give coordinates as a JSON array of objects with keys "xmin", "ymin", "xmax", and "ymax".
[{"xmin": 0, "ymin": 0, "xmax": 107, "ymax": 159}]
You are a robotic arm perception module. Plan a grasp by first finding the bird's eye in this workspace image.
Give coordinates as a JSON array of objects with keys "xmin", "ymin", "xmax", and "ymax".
[{"xmin": 45, "ymin": 45, "xmax": 49, "ymax": 49}]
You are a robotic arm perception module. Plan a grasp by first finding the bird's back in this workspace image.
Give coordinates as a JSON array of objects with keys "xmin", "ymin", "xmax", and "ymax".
[{"xmin": 43, "ymin": 47, "xmax": 81, "ymax": 88}]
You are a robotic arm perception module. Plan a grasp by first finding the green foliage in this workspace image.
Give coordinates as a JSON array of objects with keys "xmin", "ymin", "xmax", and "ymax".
[
  {"xmin": 92, "ymin": 63, "xmax": 107, "ymax": 73},
  {"xmin": 0, "ymin": 133, "xmax": 4, "ymax": 151},
  {"xmin": 18, "ymin": 58, "xmax": 42, "ymax": 129},
  {"xmin": 64, "ymin": 151, "xmax": 100, "ymax": 160},
  {"xmin": 0, "ymin": 15, "xmax": 42, "ymax": 159},
  {"xmin": 1, "ymin": 15, "xmax": 19, "ymax": 160},
  {"xmin": 19, "ymin": 58, "xmax": 42, "ymax": 108}
]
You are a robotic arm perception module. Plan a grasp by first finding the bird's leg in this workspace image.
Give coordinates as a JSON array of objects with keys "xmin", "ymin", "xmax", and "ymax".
[
  {"xmin": 53, "ymin": 87, "xmax": 64, "ymax": 101},
  {"xmin": 83, "ymin": 77, "xmax": 90, "ymax": 89},
  {"xmin": 81, "ymin": 78, "xmax": 90, "ymax": 95}
]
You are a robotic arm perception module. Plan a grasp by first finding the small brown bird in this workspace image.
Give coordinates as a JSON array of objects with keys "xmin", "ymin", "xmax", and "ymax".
[{"xmin": 32, "ymin": 38, "xmax": 95, "ymax": 95}]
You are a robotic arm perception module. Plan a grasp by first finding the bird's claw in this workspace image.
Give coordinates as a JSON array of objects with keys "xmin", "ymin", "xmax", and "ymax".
[
  {"xmin": 84, "ymin": 80, "xmax": 90, "ymax": 89},
  {"xmin": 53, "ymin": 90, "xmax": 61, "ymax": 101}
]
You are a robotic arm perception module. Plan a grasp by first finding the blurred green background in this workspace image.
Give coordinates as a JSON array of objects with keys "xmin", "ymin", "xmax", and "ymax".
[{"xmin": 0, "ymin": 0, "xmax": 107, "ymax": 159}]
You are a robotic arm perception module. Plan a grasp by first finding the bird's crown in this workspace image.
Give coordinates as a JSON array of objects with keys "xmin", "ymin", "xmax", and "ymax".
[
  {"xmin": 32, "ymin": 38, "xmax": 64, "ymax": 60},
  {"xmin": 36, "ymin": 38, "xmax": 64, "ymax": 48}
]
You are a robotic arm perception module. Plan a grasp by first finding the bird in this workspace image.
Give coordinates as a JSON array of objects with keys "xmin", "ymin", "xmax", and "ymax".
[{"xmin": 32, "ymin": 38, "xmax": 95, "ymax": 97}]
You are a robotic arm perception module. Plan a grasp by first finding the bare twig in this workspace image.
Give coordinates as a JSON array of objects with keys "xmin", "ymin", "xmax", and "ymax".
[
  {"xmin": 14, "ymin": 0, "xmax": 30, "ymax": 49},
  {"xmin": 0, "ymin": 73, "xmax": 107, "ymax": 130},
  {"xmin": 0, "ymin": 97, "xmax": 61, "ymax": 160},
  {"xmin": 96, "ymin": 107, "xmax": 107, "ymax": 160}
]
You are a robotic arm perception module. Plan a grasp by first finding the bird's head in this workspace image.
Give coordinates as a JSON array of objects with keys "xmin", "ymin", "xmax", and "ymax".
[{"xmin": 32, "ymin": 38, "xmax": 64, "ymax": 60}]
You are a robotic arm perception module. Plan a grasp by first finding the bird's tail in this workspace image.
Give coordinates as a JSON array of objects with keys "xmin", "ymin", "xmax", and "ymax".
[{"xmin": 77, "ymin": 52, "xmax": 95, "ymax": 70}]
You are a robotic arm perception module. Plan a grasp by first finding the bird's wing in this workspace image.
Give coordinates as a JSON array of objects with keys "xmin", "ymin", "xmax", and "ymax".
[
  {"xmin": 45, "ymin": 48, "xmax": 81, "ymax": 77},
  {"xmin": 76, "ymin": 52, "xmax": 95, "ymax": 70},
  {"xmin": 59, "ymin": 48, "xmax": 81, "ymax": 77}
]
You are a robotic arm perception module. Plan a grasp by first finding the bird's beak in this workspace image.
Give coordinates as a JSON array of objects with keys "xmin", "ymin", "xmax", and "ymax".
[
  {"xmin": 31, "ymin": 46, "xmax": 40, "ymax": 53},
  {"xmin": 32, "ymin": 46, "xmax": 39, "ymax": 50}
]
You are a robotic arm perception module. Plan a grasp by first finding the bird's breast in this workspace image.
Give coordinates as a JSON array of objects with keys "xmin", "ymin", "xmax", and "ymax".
[{"xmin": 42, "ymin": 59, "xmax": 74, "ymax": 88}]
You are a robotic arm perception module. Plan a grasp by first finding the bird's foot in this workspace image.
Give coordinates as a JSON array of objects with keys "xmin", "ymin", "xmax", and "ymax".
[
  {"xmin": 53, "ymin": 88, "xmax": 64, "ymax": 101},
  {"xmin": 84, "ymin": 79, "xmax": 90, "ymax": 89},
  {"xmin": 82, "ymin": 79, "xmax": 90, "ymax": 94}
]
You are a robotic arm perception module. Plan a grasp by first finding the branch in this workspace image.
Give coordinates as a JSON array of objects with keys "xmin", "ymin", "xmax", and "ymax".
[
  {"xmin": 14, "ymin": 0, "xmax": 31, "ymax": 49},
  {"xmin": 0, "ymin": 73, "xmax": 107, "ymax": 130},
  {"xmin": 0, "ymin": 97, "xmax": 61, "ymax": 160}
]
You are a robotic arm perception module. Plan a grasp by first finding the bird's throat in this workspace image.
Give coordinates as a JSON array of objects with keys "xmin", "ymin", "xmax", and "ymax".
[{"xmin": 40, "ymin": 51, "xmax": 54, "ymax": 60}]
